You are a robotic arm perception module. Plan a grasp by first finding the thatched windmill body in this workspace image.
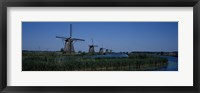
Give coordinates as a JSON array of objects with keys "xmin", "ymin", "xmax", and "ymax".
[
  {"xmin": 88, "ymin": 39, "xmax": 98, "ymax": 54},
  {"xmin": 105, "ymin": 49, "xmax": 109, "ymax": 53},
  {"xmin": 56, "ymin": 24, "xmax": 84, "ymax": 54},
  {"xmin": 106, "ymin": 49, "xmax": 113, "ymax": 53},
  {"xmin": 99, "ymin": 45, "xmax": 105, "ymax": 54},
  {"xmin": 109, "ymin": 49, "xmax": 113, "ymax": 53}
]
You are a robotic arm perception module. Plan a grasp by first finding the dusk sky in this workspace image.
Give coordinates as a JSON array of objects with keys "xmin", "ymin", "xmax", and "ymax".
[{"xmin": 22, "ymin": 22, "xmax": 178, "ymax": 52}]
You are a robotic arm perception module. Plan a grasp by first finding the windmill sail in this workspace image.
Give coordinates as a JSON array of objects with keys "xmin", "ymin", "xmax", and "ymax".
[
  {"xmin": 56, "ymin": 36, "xmax": 68, "ymax": 39},
  {"xmin": 70, "ymin": 24, "xmax": 72, "ymax": 38},
  {"xmin": 72, "ymin": 38, "xmax": 85, "ymax": 41}
]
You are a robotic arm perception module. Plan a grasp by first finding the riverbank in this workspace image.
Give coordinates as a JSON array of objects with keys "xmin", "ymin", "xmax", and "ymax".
[{"xmin": 22, "ymin": 52, "xmax": 168, "ymax": 71}]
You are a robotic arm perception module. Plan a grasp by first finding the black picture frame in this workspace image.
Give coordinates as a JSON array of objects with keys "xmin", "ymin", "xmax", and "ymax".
[{"xmin": 0, "ymin": 0, "xmax": 199, "ymax": 93}]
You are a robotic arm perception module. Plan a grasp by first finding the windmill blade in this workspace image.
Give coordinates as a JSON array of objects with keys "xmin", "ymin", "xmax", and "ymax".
[
  {"xmin": 89, "ymin": 45, "xmax": 98, "ymax": 47},
  {"xmin": 70, "ymin": 24, "xmax": 72, "ymax": 38},
  {"xmin": 56, "ymin": 36, "xmax": 68, "ymax": 39},
  {"xmin": 72, "ymin": 38, "xmax": 85, "ymax": 41},
  {"xmin": 91, "ymin": 38, "xmax": 94, "ymax": 45},
  {"xmin": 61, "ymin": 39, "xmax": 65, "ymax": 48}
]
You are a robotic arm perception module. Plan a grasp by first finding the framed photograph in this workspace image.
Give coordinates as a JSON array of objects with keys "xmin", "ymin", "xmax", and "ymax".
[{"xmin": 0, "ymin": 0, "xmax": 199, "ymax": 93}]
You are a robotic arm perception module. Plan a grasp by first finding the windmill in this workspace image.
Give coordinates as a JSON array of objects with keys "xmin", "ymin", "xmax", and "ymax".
[
  {"xmin": 99, "ymin": 44, "xmax": 105, "ymax": 54},
  {"xmin": 109, "ymin": 49, "xmax": 113, "ymax": 53},
  {"xmin": 105, "ymin": 49, "xmax": 109, "ymax": 53},
  {"xmin": 56, "ymin": 24, "xmax": 85, "ymax": 54},
  {"xmin": 88, "ymin": 39, "xmax": 98, "ymax": 54},
  {"xmin": 105, "ymin": 49, "xmax": 113, "ymax": 53}
]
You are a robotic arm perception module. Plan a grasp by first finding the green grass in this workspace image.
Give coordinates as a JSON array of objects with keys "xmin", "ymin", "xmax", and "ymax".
[{"xmin": 22, "ymin": 52, "xmax": 168, "ymax": 71}]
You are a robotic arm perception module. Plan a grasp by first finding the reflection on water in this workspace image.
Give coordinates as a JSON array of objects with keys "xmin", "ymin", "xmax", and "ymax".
[{"xmin": 157, "ymin": 56, "xmax": 178, "ymax": 71}]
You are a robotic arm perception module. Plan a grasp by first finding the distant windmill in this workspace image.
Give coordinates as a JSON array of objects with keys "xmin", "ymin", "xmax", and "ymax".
[
  {"xmin": 56, "ymin": 24, "xmax": 85, "ymax": 54},
  {"xmin": 105, "ymin": 49, "xmax": 109, "ymax": 53},
  {"xmin": 88, "ymin": 39, "xmax": 98, "ymax": 54},
  {"xmin": 99, "ymin": 44, "xmax": 105, "ymax": 54},
  {"xmin": 105, "ymin": 49, "xmax": 112, "ymax": 53},
  {"xmin": 109, "ymin": 49, "xmax": 113, "ymax": 53}
]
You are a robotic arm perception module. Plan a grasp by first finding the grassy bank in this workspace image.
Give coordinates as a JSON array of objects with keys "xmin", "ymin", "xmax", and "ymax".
[{"xmin": 22, "ymin": 52, "xmax": 168, "ymax": 71}]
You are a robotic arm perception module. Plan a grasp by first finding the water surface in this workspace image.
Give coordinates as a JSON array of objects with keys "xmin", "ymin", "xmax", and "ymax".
[{"xmin": 157, "ymin": 56, "xmax": 178, "ymax": 71}]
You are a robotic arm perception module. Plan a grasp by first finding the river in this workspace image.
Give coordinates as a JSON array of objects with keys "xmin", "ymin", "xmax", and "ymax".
[
  {"xmin": 157, "ymin": 56, "xmax": 178, "ymax": 71},
  {"xmin": 90, "ymin": 54, "xmax": 178, "ymax": 71}
]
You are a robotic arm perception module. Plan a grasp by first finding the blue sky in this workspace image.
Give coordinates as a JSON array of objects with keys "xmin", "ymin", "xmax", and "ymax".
[{"xmin": 22, "ymin": 22, "xmax": 178, "ymax": 52}]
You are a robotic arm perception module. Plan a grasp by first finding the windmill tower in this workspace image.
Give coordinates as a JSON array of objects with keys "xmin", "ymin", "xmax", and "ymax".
[
  {"xmin": 56, "ymin": 24, "xmax": 85, "ymax": 54},
  {"xmin": 99, "ymin": 45, "xmax": 105, "ymax": 54},
  {"xmin": 106, "ymin": 49, "xmax": 113, "ymax": 53},
  {"xmin": 88, "ymin": 39, "xmax": 98, "ymax": 54},
  {"xmin": 105, "ymin": 49, "xmax": 109, "ymax": 53},
  {"xmin": 109, "ymin": 49, "xmax": 113, "ymax": 53}
]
